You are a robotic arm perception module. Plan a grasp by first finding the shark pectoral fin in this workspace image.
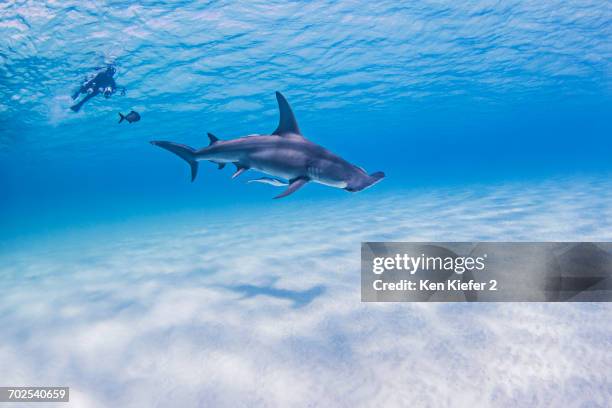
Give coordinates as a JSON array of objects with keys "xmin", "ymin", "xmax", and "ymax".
[
  {"xmin": 231, "ymin": 165, "xmax": 248, "ymax": 179},
  {"xmin": 247, "ymin": 177, "xmax": 288, "ymax": 187},
  {"xmin": 217, "ymin": 163, "xmax": 226, "ymax": 170},
  {"xmin": 272, "ymin": 92, "xmax": 302, "ymax": 137},
  {"xmin": 274, "ymin": 177, "xmax": 308, "ymax": 199}
]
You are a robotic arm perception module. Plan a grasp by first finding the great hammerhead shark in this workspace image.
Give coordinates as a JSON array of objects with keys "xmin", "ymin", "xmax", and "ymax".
[{"xmin": 151, "ymin": 92, "xmax": 385, "ymax": 199}]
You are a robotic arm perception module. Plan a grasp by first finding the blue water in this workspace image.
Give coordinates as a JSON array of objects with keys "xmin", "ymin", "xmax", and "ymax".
[
  {"xmin": 1, "ymin": 2, "xmax": 612, "ymax": 406},
  {"xmin": 2, "ymin": 0, "xmax": 611, "ymax": 240}
]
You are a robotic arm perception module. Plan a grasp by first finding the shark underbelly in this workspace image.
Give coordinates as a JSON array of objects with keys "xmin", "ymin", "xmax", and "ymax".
[
  {"xmin": 311, "ymin": 178, "xmax": 348, "ymax": 188},
  {"xmin": 253, "ymin": 163, "xmax": 347, "ymax": 188},
  {"xmin": 250, "ymin": 153, "xmax": 348, "ymax": 188},
  {"xmin": 306, "ymin": 166, "xmax": 348, "ymax": 188}
]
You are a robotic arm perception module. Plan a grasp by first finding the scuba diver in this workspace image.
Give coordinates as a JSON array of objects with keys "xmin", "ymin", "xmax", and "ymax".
[{"xmin": 70, "ymin": 65, "xmax": 126, "ymax": 112}]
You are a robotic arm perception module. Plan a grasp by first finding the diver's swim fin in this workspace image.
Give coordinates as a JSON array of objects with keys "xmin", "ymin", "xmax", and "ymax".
[
  {"xmin": 150, "ymin": 141, "xmax": 199, "ymax": 182},
  {"xmin": 70, "ymin": 92, "xmax": 94, "ymax": 112}
]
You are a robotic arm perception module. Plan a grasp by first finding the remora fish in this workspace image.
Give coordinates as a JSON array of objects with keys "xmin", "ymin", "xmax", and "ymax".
[{"xmin": 151, "ymin": 92, "xmax": 385, "ymax": 199}]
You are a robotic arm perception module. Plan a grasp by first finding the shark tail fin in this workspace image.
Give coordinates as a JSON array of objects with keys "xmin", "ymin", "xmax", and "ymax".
[
  {"xmin": 118, "ymin": 113, "xmax": 125, "ymax": 123},
  {"xmin": 150, "ymin": 141, "xmax": 198, "ymax": 182}
]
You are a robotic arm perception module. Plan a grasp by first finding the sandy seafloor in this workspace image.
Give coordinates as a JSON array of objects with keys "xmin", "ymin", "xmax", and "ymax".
[{"xmin": 1, "ymin": 178, "xmax": 611, "ymax": 407}]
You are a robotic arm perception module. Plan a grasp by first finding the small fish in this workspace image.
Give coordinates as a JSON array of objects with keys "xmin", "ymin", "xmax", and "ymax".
[{"xmin": 118, "ymin": 110, "xmax": 140, "ymax": 124}]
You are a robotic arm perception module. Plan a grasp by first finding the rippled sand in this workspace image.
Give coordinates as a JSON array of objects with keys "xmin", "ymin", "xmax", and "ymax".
[{"xmin": 1, "ymin": 179, "xmax": 611, "ymax": 407}]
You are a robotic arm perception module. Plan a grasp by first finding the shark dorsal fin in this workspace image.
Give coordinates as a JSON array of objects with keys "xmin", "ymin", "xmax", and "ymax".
[
  {"xmin": 272, "ymin": 92, "xmax": 301, "ymax": 137},
  {"xmin": 207, "ymin": 133, "xmax": 220, "ymax": 145}
]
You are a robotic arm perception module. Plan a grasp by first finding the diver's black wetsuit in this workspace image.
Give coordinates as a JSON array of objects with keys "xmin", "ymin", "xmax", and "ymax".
[{"xmin": 70, "ymin": 66, "xmax": 119, "ymax": 112}]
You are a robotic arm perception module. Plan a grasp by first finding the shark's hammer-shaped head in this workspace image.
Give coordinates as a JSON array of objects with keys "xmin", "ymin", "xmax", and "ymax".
[{"xmin": 345, "ymin": 168, "xmax": 385, "ymax": 192}]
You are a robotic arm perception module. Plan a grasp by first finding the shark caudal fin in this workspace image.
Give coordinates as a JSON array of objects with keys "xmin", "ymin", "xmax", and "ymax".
[{"xmin": 150, "ymin": 141, "xmax": 198, "ymax": 182}]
